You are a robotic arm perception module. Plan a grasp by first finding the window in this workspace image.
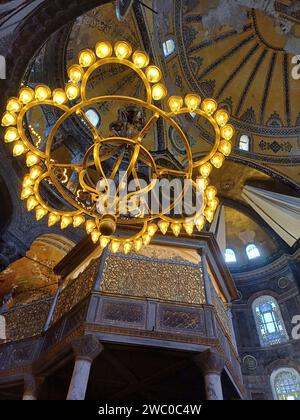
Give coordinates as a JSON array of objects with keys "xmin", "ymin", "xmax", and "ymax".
[
  {"xmin": 85, "ymin": 108, "xmax": 101, "ymax": 128},
  {"xmin": 225, "ymin": 248, "xmax": 237, "ymax": 263},
  {"xmin": 163, "ymin": 39, "xmax": 176, "ymax": 57},
  {"xmin": 246, "ymin": 244, "xmax": 260, "ymax": 260},
  {"xmin": 239, "ymin": 134, "xmax": 250, "ymax": 151},
  {"xmin": 253, "ymin": 296, "xmax": 288, "ymax": 347},
  {"xmin": 271, "ymin": 368, "xmax": 300, "ymax": 401}
]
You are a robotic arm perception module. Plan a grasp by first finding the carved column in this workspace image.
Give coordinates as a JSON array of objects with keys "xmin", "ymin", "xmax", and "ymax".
[
  {"xmin": 23, "ymin": 374, "xmax": 44, "ymax": 400},
  {"xmin": 194, "ymin": 350, "xmax": 225, "ymax": 401},
  {"xmin": 67, "ymin": 335, "xmax": 103, "ymax": 401}
]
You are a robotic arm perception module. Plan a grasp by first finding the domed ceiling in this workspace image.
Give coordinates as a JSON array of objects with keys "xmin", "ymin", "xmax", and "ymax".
[{"xmin": 2, "ymin": 0, "xmax": 299, "ymax": 288}]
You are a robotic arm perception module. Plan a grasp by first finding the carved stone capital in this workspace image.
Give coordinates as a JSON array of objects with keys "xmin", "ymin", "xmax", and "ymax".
[
  {"xmin": 194, "ymin": 350, "xmax": 225, "ymax": 375},
  {"xmin": 71, "ymin": 335, "xmax": 103, "ymax": 362}
]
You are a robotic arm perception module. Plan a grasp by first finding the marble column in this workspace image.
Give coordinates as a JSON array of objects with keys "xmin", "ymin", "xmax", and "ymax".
[
  {"xmin": 23, "ymin": 374, "xmax": 43, "ymax": 400},
  {"xmin": 194, "ymin": 350, "xmax": 225, "ymax": 401},
  {"xmin": 67, "ymin": 335, "xmax": 103, "ymax": 401}
]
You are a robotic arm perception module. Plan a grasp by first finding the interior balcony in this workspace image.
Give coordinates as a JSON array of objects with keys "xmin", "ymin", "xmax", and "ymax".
[{"xmin": 0, "ymin": 233, "xmax": 245, "ymax": 400}]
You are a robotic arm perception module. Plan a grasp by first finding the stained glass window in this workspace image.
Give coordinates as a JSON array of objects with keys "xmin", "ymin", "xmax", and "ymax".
[
  {"xmin": 163, "ymin": 39, "xmax": 176, "ymax": 57},
  {"xmin": 225, "ymin": 249, "xmax": 237, "ymax": 263},
  {"xmin": 271, "ymin": 368, "xmax": 300, "ymax": 401},
  {"xmin": 253, "ymin": 296, "xmax": 288, "ymax": 347},
  {"xmin": 246, "ymin": 243, "xmax": 260, "ymax": 260}
]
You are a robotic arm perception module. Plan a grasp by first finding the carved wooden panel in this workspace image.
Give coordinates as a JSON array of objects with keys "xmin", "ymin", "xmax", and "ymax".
[
  {"xmin": 157, "ymin": 305, "xmax": 205, "ymax": 334},
  {"xmin": 99, "ymin": 299, "xmax": 146, "ymax": 328}
]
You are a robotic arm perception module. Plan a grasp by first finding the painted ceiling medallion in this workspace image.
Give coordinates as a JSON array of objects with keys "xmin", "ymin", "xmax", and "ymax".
[{"xmin": 1, "ymin": 40, "xmax": 234, "ymax": 254}]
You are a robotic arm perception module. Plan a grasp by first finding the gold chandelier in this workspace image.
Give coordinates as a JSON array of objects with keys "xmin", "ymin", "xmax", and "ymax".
[{"xmin": 1, "ymin": 40, "xmax": 234, "ymax": 254}]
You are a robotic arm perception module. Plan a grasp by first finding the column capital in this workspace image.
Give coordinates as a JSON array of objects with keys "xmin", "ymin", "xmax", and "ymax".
[
  {"xmin": 194, "ymin": 349, "xmax": 225, "ymax": 375},
  {"xmin": 71, "ymin": 335, "xmax": 103, "ymax": 362}
]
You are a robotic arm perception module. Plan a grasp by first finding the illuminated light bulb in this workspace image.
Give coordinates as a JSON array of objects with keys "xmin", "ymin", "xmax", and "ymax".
[
  {"xmin": 79, "ymin": 49, "xmax": 96, "ymax": 67},
  {"xmin": 195, "ymin": 216, "xmax": 205, "ymax": 232},
  {"xmin": 123, "ymin": 242, "xmax": 133, "ymax": 255},
  {"xmin": 206, "ymin": 186, "xmax": 217, "ymax": 201},
  {"xmin": 86, "ymin": 220, "xmax": 96, "ymax": 235},
  {"xmin": 100, "ymin": 236, "xmax": 110, "ymax": 249},
  {"xmin": 201, "ymin": 98, "xmax": 217, "ymax": 116},
  {"xmin": 143, "ymin": 234, "xmax": 152, "ymax": 246},
  {"xmin": 219, "ymin": 140, "xmax": 232, "ymax": 156},
  {"xmin": 145, "ymin": 66, "xmax": 162, "ymax": 83},
  {"xmin": 215, "ymin": 109, "xmax": 229, "ymax": 127},
  {"xmin": 158, "ymin": 220, "xmax": 169, "ymax": 235},
  {"xmin": 26, "ymin": 152, "xmax": 40, "ymax": 167},
  {"xmin": 110, "ymin": 240, "xmax": 121, "ymax": 254},
  {"xmin": 73, "ymin": 215, "xmax": 85, "ymax": 228},
  {"xmin": 221, "ymin": 124, "xmax": 234, "ymax": 141},
  {"xmin": 4, "ymin": 127, "xmax": 19, "ymax": 143},
  {"xmin": 65, "ymin": 83, "xmax": 80, "ymax": 101},
  {"xmin": 35, "ymin": 85, "xmax": 51, "ymax": 101},
  {"xmin": 27, "ymin": 196, "xmax": 38, "ymax": 212},
  {"xmin": 196, "ymin": 177, "xmax": 209, "ymax": 191},
  {"xmin": 48, "ymin": 213, "xmax": 60, "ymax": 227},
  {"xmin": 29, "ymin": 165, "xmax": 43, "ymax": 180},
  {"xmin": 114, "ymin": 41, "xmax": 132, "ymax": 59},
  {"xmin": 199, "ymin": 162, "xmax": 212, "ymax": 178},
  {"xmin": 132, "ymin": 50, "xmax": 149, "ymax": 68},
  {"xmin": 21, "ymin": 187, "xmax": 33, "ymax": 200},
  {"xmin": 205, "ymin": 208, "xmax": 215, "ymax": 223},
  {"xmin": 168, "ymin": 96, "xmax": 183, "ymax": 113},
  {"xmin": 68, "ymin": 65, "xmax": 84, "ymax": 83},
  {"xmin": 35, "ymin": 206, "xmax": 48, "ymax": 221},
  {"xmin": 91, "ymin": 229, "xmax": 101, "ymax": 243},
  {"xmin": 2, "ymin": 111, "xmax": 17, "ymax": 127},
  {"xmin": 209, "ymin": 197, "xmax": 219, "ymax": 212},
  {"xmin": 185, "ymin": 94, "xmax": 201, "ymax": 112},
  {"xmin": 134, "ymin": 238, "xmax": 143, "ymax": 252},
  {"xmin": 53, "ymin": 89, "xmax": 67, "ymax": 105},
  {"xmin": 148, "ymin": 224, "xmax": 158, "ymax": 237},
  {"xmin": 19, "ymin": 87, "xmax": 35, "ymax": 104},
  {"xmin": 7, "ymin": 97, "xmax": 22, "ymax": 113},
  {"xmin": 171, "ymin": 223, "xmax": 181, "ymax": 237},
  {"xmin": 61, "ymin": 215, "xmax": 73, "ymax": 229},
  {"xmin": 211, "ymin": 153, "xmax": 225, "ymax": 169},
  {"xmin": 152, "ymin": 83, "xmax": 167, "ymax": 101},
  {"xmin": 95, "ymin": 41, "xmax": 113, "ymax": 59},
  {"xmin": 13, "ymin": 141, "xmax": 27, "ymax": 157},
  {"xmin": 184, "ymin": 223, "xmax": 194, "ymax": 236},
  {"xmin": 22, "ymin": 175, "xmax": 33, "ymax": 188}
]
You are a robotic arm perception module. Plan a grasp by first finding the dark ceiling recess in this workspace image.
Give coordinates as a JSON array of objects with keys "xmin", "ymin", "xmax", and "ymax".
[{"xmin": 0, "ymin": 176, "xmax": 12, "ymax": 233}]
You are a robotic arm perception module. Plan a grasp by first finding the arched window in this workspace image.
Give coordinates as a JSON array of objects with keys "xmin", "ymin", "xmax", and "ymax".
[
  {"xmin": 85, "ymin": 108, "xmax": 101, "ymax": 128},
  {"xmin": 252, "ymin": 296, "xmax": 288, "ymax": 347},
  {"xmin": 246, "ymin": 244, "xmax": 260, "ymax": 260},
  {"xmin": 271, "ymin": 368, "xmax": 300, "ymax": 400},
  {"xmin": 163, "ymin": 39, "xmax": 176, "ymax": 57},
  {"xmin": 239, "ymin": 134, "xmax": 250, "ymax": 151},
  {"xmin": 225, "ymin": 248, "xmax": 237, "ymax": 263}
]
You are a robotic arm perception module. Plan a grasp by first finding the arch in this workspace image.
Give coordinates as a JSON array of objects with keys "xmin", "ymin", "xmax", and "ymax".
[
  {"xmin": 252, "ymin": 295, "xmax": 289, "ymax": 347},
  {"xmin": 271, "ymin": 368, "xmax": 300, "ymax": 400}
]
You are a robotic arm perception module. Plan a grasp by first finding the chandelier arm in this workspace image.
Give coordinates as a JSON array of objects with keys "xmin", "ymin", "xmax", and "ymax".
[
  {"xmin": 134, "ymin": 112, "xmax": 160, "ymax": 142},
  {"xmin": 80, "ymin": 58, "xmax": 153, "ymax": 103},
  {"xmin": 34, "ymin": 172, "xmax": 82, "ymax": 216},
  {"xmin": 77, "ymin": 109, "xmax": 103, "ymax": 141}
]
